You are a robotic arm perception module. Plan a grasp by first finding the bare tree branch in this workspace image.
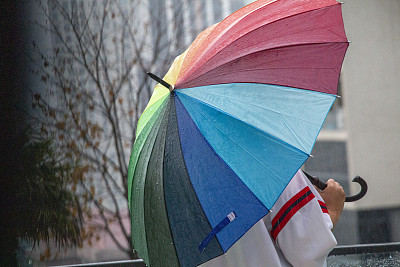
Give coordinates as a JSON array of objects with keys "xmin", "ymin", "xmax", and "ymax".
[{"xmin": 30, "ymin": 0, "xmax": 190, "ymax": 260}]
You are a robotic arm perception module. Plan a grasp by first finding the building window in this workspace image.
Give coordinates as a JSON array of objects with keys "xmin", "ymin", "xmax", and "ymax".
[{"xmin": 322, "ymin": 79, "xmax": 344, "ymax": 130}]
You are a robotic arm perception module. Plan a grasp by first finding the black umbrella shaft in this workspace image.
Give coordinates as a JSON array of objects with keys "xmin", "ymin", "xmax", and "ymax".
[
  {"xmin": 303, "ymin": 171, "xmax": 327, "ymax": 190},
  {"xmin": 147, "ymin": 72, "xmax": 174, "ymax": 91},
  {"xmin": 303, "ymin": 170, "xmax": 367, "ymax": 202}
]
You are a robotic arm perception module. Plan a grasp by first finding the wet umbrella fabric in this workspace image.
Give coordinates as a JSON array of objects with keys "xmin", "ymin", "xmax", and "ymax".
[{"xmin": 128, "ymin": 0, "xmax": 348, "ymax": 266}]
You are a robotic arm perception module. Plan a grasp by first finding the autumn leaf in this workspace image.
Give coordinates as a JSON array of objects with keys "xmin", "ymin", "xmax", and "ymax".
[
  {"xmin": 62, "ymin": 87, "xmax": 71, "ymax": 93},
  {"xmin": 34, "ymin": 93, "xmax": 41, "ymax": 101},
  {"xmin": 49, "ymin": 109, "xmax": 56, "ymax": 118},
  {"xmin": 56, "ymin": 122, "xmax": 66, "ymax": 130},
  {"xmin": 44, "ymin": 246, "xmax": 51, "ymax": 259},
  {"xmin": 90, "ymin": 185, "xmax": 95, "ymax": 196}
]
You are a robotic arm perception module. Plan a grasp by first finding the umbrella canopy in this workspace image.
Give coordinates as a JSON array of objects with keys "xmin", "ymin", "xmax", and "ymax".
[{"xmin": 128, "ymin": 0, "xmax": 349, "ymax": 266}]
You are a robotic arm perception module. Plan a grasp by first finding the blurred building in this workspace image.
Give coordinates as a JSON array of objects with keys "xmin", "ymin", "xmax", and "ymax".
[{"xmin": 305, "ymin": 0, "xmax": 400, "ymax": 245}]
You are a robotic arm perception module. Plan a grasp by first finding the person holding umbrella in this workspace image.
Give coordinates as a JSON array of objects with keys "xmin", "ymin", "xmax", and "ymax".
[
  {"xmin": 128, "ymin": 0, "xmax": 368, "ymax": 266},
  {"xmin": 199, "ymin": 170, "xmax": 346, "ymax": 267}
]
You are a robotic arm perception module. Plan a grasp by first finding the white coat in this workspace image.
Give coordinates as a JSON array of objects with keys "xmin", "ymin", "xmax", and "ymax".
[{"xmin": 199, "ymin": 170, "xmax": 336, "ymax": 267}]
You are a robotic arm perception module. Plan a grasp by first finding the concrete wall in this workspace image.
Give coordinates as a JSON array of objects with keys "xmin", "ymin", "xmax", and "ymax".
[{"xmin": 341, "ymin": 0, "xmax": 400, "ymax": 209}]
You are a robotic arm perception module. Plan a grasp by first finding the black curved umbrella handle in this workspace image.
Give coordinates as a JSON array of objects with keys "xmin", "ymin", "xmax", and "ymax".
[
  {"xmin": 343, "ymin": 176, "xmax": 368, "ymax": 202},
  {"xmin": 303, "ymin": 171, "xmax": 368, "ymax": 202}
]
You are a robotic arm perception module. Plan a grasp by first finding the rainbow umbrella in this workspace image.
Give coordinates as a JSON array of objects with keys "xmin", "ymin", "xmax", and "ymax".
[{"xmin": 128, "ymin": 0, "xmax": 349, "ymax": 266}]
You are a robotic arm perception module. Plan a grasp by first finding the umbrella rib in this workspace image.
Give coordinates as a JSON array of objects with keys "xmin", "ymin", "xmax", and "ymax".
[
  {"xmin": 159, "ymin": 100, "xmax": 183, "ymax": 267},
  {"xmin": 178, "ymin": 41, "xmax": 348, "ymax": 89},
  {"xmin": 182, "ymin": 2, "xmax": 341, "ymax": 81},
  {"xmin": 136, "ymin": 95, "xmax": 169, "ymax": 139},
  {"xmin": 186, "ymin": 0, "xmax": 279, "ymax": 71},
  {"xmin": 236, "ymin": 67, "xmax": 344, "ymax": 70},
  {"xmin": 177, "ymin": 92, "xmax": 310, "ymax": 157},
  {"xmin": 187, "ymin": 99, "xmax": 293, "ymax": 186},
  {"xmin": 184, "ymin": 88, "xmax": 322, "ymax": 125},
  {"xmin": 185, "ymin": 88, "xmax": 335, "ymax": 154},
  {"xmin": 278, "ymin": 114, "xmax": 310, "ymax": 154},
  {"xmin": 245, "ymin": 23, "xmax": 348, "ymax": 53},
  {"xmin": 220, "ymin": 87, "xmax": 318, "ymax": 125},
  {"xmin": 131, "ymin": 103, "xmax": 168, "ymax": 264},
  {"xmin": 142, "ymin": 98, "xmax": 183, "ymax": 266},
  {"xmin": 178, "ymin": 108, "xmax": 277, "ymax": 216},
  {"xmin": 191, "ymin": 62, "xmax": 345, "ymax": 83},
  {"xmin": 128, "ymin": 98, "xmax": 169, "ymax": 207}
]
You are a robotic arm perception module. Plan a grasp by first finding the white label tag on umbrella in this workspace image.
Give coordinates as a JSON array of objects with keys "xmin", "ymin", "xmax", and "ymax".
[{"xmin": 227, "ymin": 211, "xmax": 237, "ymax": 222}]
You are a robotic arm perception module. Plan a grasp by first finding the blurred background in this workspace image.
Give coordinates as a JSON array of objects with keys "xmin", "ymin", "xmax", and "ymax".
[{"xmin": 1, "ymin": 0, "xmax": 399, "ymax": 265}]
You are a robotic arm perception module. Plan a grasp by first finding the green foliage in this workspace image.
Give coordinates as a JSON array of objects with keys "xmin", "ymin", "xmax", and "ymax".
[
  {"xmin": 1, "ymin": 130, "xmax": 83, "ymax": 264},
  {"xmin": 18, "ymin": 134, "xmax": 83, "ymax": 249}
]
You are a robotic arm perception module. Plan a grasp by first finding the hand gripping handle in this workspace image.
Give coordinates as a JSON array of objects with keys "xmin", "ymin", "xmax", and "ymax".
[{"xmin": 303, "ymin": 171, "xmax": 367, "ymax": 202}]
